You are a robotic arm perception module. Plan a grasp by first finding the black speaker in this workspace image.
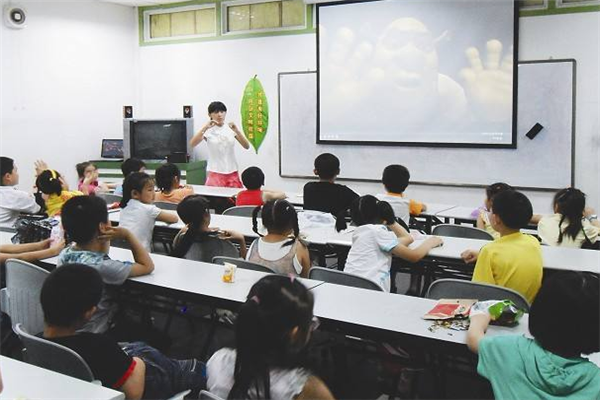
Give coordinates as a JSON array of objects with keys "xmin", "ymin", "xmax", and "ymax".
[
  {"xmin": 123, "ymin": 106, "xmax": 133, "ymax": 119},
  {"xmin": 525, "ymin": 123, "xmax": 544, "ymax": 140},
  {"xmin": 183, "ymin": 105, "xmax": 193, "ymax": 118}
]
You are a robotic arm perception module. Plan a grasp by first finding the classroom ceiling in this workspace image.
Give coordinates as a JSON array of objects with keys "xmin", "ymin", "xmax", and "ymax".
[{"xmin": 99, "ymin": 0, "xmax": 185, "ymax": 6}]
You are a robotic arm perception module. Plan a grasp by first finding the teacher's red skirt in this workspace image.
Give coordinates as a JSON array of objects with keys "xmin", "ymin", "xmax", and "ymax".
[{"xmin": 205, "ymin": 171, "xmax": 243, "ymax": 188}]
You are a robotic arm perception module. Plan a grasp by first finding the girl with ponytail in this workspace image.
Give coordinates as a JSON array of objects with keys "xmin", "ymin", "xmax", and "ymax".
[
  {"xmin": 538, "ymin": 188, "xmax": 600, "ymax": 248},
  {"xmin": 36, "ymin": 169, "xmax": 83, "ymax": 217},
  {"xmin": 343, "ymin": 195, "xmax": 443, "ymax": 292},
  {"xmin": 206, "ymin": 275, "xmax": 334, "ymax": 399},
  {"xmin": 247, "ymin": 200, "xmax": 311, "ymax": 277},
  {"xmin": 171, "ymin": 194, "xmax": 247, "ymax": 259}
]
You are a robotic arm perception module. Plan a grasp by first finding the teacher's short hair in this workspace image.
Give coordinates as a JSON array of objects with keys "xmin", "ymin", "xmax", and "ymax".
[{"xmin": 208, "ymin": 101, "xmax": 227, "ymax": 114}]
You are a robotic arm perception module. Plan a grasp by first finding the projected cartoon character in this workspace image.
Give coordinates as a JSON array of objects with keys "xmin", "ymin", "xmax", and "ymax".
[{"xmin": 320, "ymin": 17, "xmax": 513, "ymax": 134}]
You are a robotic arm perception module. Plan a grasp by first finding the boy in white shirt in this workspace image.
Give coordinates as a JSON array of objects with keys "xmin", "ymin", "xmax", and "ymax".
[
  {"xmin": 377, "ymin": 164, "xmax": 427, "ymax": 227},
  {"xmin": 0, "ymin": 157, "xmax": 41, "ymax": 229}
]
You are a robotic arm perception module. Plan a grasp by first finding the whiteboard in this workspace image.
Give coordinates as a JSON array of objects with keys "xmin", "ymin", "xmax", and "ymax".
[{"xmin": 278, "ymin": 60, "xmax": 575, "ymax": 190}]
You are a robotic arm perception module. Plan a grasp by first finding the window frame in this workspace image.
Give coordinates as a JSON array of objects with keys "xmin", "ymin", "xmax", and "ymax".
[
  {"xmin": 556, "ymin": 0, "xmax": 600, "ymax": 7},
  {"xmin": 143, "ymin": 3, "xmax": 218, "ymax": 43},
  {"xmin": 221, "ymin": 0, "xmax": 308, "ymax": 36}
]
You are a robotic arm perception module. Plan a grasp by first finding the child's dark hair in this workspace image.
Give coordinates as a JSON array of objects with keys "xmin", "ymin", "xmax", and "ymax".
[
  {"xmin": 553, "ymin": 188, "xmax": 586, "ymax": 244},
  {"xmin": 0, "ymin": 156, "xmax": 15, "ymax": 185},
  {"xmin": 529, "ymin": 271, "xmax": 599, "ymax": 356},
  {"xmin": 382, "ymin": 164, "xmax": 410, "ymax": 194},
  {"xmin": 36, "ymin": 170, "xmax": 63, "ymax": 196},
  {"xmin": 228, "ymin": 275, "xmax": 314, "ymax": 399},
  {"xmin": 171, "ymin": 195, "xmax": 212, "ymax": 258},
  {"xmin": 314, "ymin": 153, "xmax": 340, "ymax": 181},
  {"xmin": 155, "ymin": 163, "xmax": 180, "ymax": 193},
  {"xmin": 241, "ymin": 166, "xmax": 265, "ymax": 190},
  {"xmin": 485, "ymin": 182, "xmax": 513, "ymax": 201},
  {"xmin": 41, "ymin": 264, "xmax": 104, "ymax": 327},
  {"xmin": 121, "ymin": 158, "xmax": 146, "ymax": 177},
  {"xmin": 336, "ymin": 195, "xmax": 396, "ymax": 231},
  {"xmin": 75, "ymin": 161, "xmax": 94, "ymax": 179},
  {"xmin": 208, "ymin": 101, "xmax": 227, "ymax": 114},
  {"xmin": 252, "ymin": 200, "xmax": 299, "ymax": 247},
  {"xmin": 61, "ymin": 196, "xmax": 108, "ymax": 244},
  {"xmin": 120, "ymin": 172, "xmax": 154, "ymax": 208},
  {"xmin": 491, "ymin": 190, "xmax": 532, "ymax": 230}
]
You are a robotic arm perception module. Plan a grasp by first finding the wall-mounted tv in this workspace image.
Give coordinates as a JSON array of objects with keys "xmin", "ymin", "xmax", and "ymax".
[{"xmin": 123, "ymin": 119, "xmax": 193, "ymax": 162}]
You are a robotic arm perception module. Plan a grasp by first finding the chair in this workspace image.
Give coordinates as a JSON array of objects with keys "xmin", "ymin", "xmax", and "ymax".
[
  {"xmin": 98, "ymin": 193, "xmax": 122, "ymax": 205},
  {"xmin": 178, "ymin": 236, "xmax": 240, "ymax": 263},
  {"xmin": 14, "ymin": 323, "xmax": 96, "ymax": 382},
  {"xmin": 212, "ymin": 256, "xmax": 275, "ymax": 274},
  {"xmin": 432, "ymin": 224, "xmax": 494, "ymax": 241},
  {"xmin": 426, "ymin": 278, "xmax": 530, "ymax": 311},
  {"xmin": 222, "ymin": 206, "xmax": 256, "ymax": 217},
  {"xmin": 0, "ymin": 259, "xmax": 49, "ymax": 334},
  {"xmin": 308, "ymin": 267, "xmax": 384, "ymax": 291},
  {"xmin": 199, "ymin": 391, "xmax": 225, "ymax": 400},
  {"xmin": 155, "ymin": 201, "xmax": 179, "ymax": 211}
]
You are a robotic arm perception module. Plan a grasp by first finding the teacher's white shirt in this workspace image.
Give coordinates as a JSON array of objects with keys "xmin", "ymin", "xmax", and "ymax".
[{"xmin": 204, "ymin": 125, "xmax": 238, "ymax": 174}]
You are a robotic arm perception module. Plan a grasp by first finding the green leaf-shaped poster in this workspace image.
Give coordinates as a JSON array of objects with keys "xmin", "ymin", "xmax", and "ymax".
[{"xmin": 241, "ymin": 75, "xmax": 268, "ymax": 154}]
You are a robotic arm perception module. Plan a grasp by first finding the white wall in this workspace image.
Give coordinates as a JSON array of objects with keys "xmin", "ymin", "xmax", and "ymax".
[
  {"xmin": 137, "ymin": 11, "xmax": 599, "ymax": 212},
  {"xmin": 2, "ymin": 4, "xmax": 597, "ymax": 213},
  {"xmin": 0, "ymin": 0, "xmax": 137, "ymax": 190}
]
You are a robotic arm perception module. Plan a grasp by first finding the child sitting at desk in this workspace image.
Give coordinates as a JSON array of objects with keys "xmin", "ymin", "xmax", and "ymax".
[
  {"xmin": 58, "ymin": 196, "xmax": 154, "ymax": 337},
  {"xmin": 462, "ymin": 190, "xmax": 543, "ymax": 303},
  {"xmin": 119, "ymin": 172, "xmax": 179, "ymax": 251},
  {"xmin": 41, "ymin": 264, "xmax": 206, "ymax": 399},
  {"xmin": 467, "ymin": 271, "xmax": 599, "ymax": 400},
  {"xmin": 171, "ymin": 194, "xmax": 247, "ymax": 261},
  {"xmin": 207, "ymin": 275, "xmax": 334, "ymax": 399},
  {"xmin": 154, "ymin": 163, "xmax": 194, "ymax": 204},
  {"xmin": 249, "ymin": 199, "xmax": 311, "ymax": 277},
  {"xmin": 236, "ymin": 166, "xmax": 285, "ymax": 207},
  {"xmin": 76, "ymin": 161, "xmax": 111, "ymax": 196},
  {"xmin": 377, "ymin": 164, "xmax": 427, "ymax": 226},
  {"xmin": 114, "ymin": 158, "xmax": 146, "ymax": 196},
  {"xmin": 303, "ymin": 153, "xmax": 359, "ymax": 218},
  {"xmin": 538, "ymin": 188, "xmax": 600, "ymax": 248},
  {"xmin": 0, "ymin": 156, "xmax": 42, "ymax": 229},
  {"xmin": 338, "ymin": 195, "xmax": 442, "ymax": 292},
  {"xmin": 36, "ymin": 169, "xmax": 83, "ymax": 217},
  {"xmin": 476, "ymin": 182, "xmax": 513, "ymax": 239}
]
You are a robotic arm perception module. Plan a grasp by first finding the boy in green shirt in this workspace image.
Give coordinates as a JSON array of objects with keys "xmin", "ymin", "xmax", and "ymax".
[
  {"xmin": 467, "ymin": 271, "xmax": 600, "ymax": 400},
  {"xmin": 461, "ymin": 190, "xmax": 543, "ymax": 303}
]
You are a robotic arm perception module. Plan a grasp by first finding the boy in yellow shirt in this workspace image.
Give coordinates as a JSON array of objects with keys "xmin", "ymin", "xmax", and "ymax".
[{"xmin": 461, "ymin": 190, "xmax": 543, "ymax": 303}]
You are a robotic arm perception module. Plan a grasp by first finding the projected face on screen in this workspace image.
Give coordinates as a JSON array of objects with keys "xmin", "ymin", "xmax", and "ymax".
[{"xmin": 318, "ymin": 0, "xmax": 516, "ymax": 147}]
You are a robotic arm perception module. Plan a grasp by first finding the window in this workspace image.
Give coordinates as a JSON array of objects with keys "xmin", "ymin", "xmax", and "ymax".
[
  {"xmin": 223, "ymin": 0, "xmax": 306, "ymax": 34},
  {"xmin": 557, "ymin": 0, "xmax": 600, "ymax": 6},
  {"xmin": 145, "ymin": 4, "xmax": 217, "ymax": 41},
  {"xmin": 519, "ymin": 0, "xmax": 547, "ymax": 10}
]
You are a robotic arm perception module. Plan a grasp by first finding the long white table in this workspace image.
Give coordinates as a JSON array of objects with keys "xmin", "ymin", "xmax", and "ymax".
[
  {"xmin": 0, "ymin": 356, "xmax": 124, "ymax": 400},
  {"xmin": 329, "ymin": 233, "xmax": 600, "ymax": 274},
  {"xmin": 188, "ymin": 185, "xmax": 304, "ymax": 206}
]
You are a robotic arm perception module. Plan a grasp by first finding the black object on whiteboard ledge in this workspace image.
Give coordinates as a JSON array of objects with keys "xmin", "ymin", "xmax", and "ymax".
[{"xmin": 526, "ymin": 123, "xmax": 544, "ymax": 140}]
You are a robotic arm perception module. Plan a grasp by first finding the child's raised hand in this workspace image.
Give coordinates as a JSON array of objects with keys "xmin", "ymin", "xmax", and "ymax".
[
  {"xmin": 59, "ymin": 176, "xmax": 69, "ymax": 191},
  {"xmin": 461, "ymin": 249, "xmax": 479, "ymax": 264},
  {"xmin": 34, "ymin": 160, "xmax": 49, "ymax": 176},
  {"xmin": 99, "ymin": 225, "xmax": 130, "ymax": 242}
]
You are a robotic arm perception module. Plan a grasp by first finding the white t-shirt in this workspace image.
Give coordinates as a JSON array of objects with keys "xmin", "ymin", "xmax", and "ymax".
[
  {"xmin": 207, "ymin": 348, "xmax": 311, "ymax": 400},
  {"xmin": 204, "ymin": 125, "xmax": 238, "ymax": 174},
  {"xmin": 119, "ymin": 199, "xmax": 162, "ymax": 251},
  {"xmin": 0, "ymin": 186, "xmax": 41, "ymax": 228},
  {"xmin": 538, "ymin": 213, "xmax": 600, "ymax": 248},
  {"xmin": 376, "ymin": 193, "xmax": 410, "ymax": 226},
  {"xmin": 344, "ymin": 224, "xmax": 399, "ymax": 292}
]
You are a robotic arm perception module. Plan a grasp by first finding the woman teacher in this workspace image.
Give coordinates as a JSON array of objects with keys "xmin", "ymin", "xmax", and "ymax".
[{"xmin": 190, "ymin": 101, "xmax": 249, "ymax": 187}]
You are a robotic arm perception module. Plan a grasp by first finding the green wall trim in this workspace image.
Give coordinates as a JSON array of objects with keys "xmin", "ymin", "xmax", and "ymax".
[
  {"xmin": 139, "ymin": 0, "xmax": 314, "ymax": 47},
  {"xmin": 520, "ymin": 0, "xmax": 600, "ymax": 17}
]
